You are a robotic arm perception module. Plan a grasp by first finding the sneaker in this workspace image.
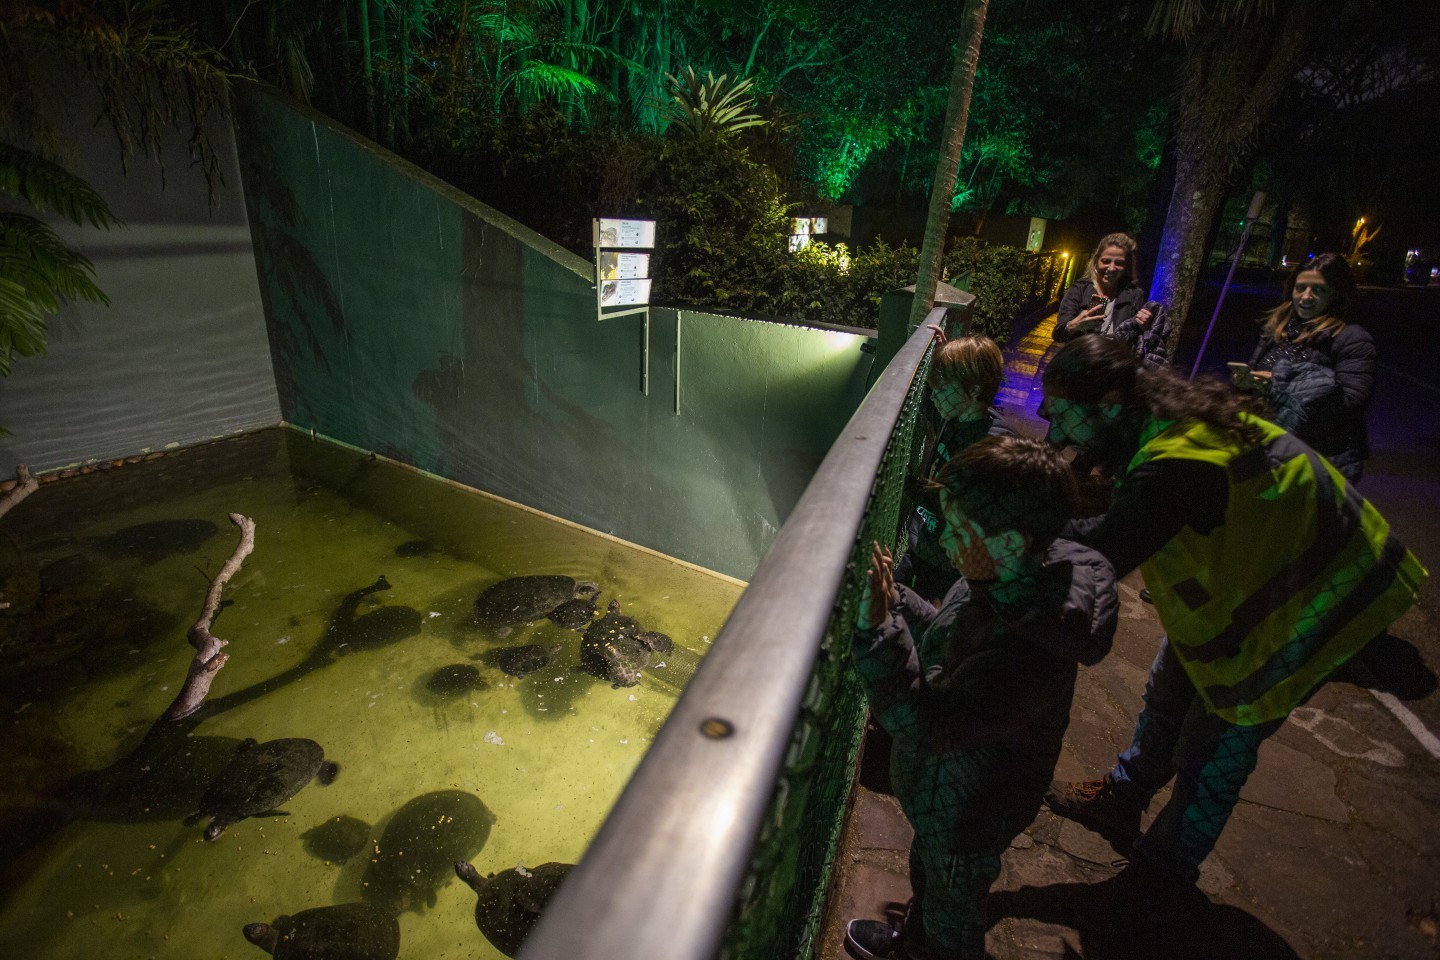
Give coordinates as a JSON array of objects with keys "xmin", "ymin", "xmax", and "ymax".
[
  {"xmin": 1043, "ymin": 776, "xmax": 1143, "ymax": 844},
  {"xmin": 845, "ymin": 919, "xmax": 902, "ymax": 960}
]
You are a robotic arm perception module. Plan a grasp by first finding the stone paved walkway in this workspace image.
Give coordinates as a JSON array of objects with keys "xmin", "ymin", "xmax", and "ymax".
[{"xmin": 815, "ymin": 313, "xmax": 1440, "ymax": 960}]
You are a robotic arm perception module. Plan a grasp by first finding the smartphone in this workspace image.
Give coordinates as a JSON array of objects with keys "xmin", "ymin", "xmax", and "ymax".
[
  {"xmin": 1088, "ymin": 295, "xmax": 1107, "ymax": 309},
  {"xmin": 1228, "ymin": 362, "xmax": 1251, "ymax": 383}
]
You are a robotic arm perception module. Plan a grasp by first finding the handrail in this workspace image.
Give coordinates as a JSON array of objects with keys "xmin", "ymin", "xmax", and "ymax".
[{"xmin": 520, "ymin": 311, "xmax": 944, "ymax": 960}]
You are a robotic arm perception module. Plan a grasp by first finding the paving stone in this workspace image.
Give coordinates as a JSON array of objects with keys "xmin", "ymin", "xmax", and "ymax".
[
  {"xmin": 1055, "ymin": 817, "xmax": 1127, "ymax": 867},
  {"xmin": 1239, "ymin": 737, "xmax": 1350, "ymax": 822},
  {"xmin": 849, "ymin": 786, "xmax": 913, "ymax": 853},
  {"xmin": 1223, "ymin": 804, "xmax": 1437, "ymax": 960},
  {"xmin": 1196, "ymin": 852, "xmax": 1235, "ymax": 898}
]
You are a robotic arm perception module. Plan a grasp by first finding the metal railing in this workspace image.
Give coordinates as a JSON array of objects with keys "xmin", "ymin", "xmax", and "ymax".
[{"xmin": 521, "ymin": 312, "xmax": 942, "ymax": 960}]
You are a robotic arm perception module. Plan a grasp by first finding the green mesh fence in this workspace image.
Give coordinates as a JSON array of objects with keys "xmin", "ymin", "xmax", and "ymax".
[{"xmin": 721, "ymin": 337, "xmax": 937, "ymax": 960}]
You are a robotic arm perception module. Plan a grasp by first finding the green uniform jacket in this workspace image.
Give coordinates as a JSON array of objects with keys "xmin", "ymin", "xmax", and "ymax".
[{"xmin": 1132, "ymin": 415, "xmax": 1427, "ymax": 725}]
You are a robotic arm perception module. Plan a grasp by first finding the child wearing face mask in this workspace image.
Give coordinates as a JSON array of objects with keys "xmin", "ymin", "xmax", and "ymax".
[
  {"xmin": 893, "ymin": 335, "xmax": 1014, "ymax": 605},
  {"xmin": 845, "ymin": 436, "xmax": 1118, "ymax": 960}
]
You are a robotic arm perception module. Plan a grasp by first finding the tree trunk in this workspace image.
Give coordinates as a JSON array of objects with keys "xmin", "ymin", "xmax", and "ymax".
[
  {"xmin": 1151, "ymin": 146, "xmax": 1228, "ymax": 350},
  {"xmin": 1152, "ymin": 0, "xmax": 1313, "ymax": 349},
  {"xmin": 358, "ymin": 0, "xmax": 375, "ymax": 136},
  {"xmin": 908, "ymin": 0, "xmax": 989, "ymax": 332}
]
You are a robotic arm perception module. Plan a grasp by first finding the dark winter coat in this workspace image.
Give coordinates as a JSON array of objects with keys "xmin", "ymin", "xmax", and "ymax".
[
  {"xmin": 896, "ymin": 408, "xmax": 1014, "ymax": 597},
  {"xmin": 851, "ymin": 540, "xmax": 1118, "ymax": 848},
  {"xmin": 1054, "ymin": 279, "xmax": 1171, "ymax": 366},
  {"xmin": 1249, "ymin": 321, "xmax": 1375, "ymax": 482}
]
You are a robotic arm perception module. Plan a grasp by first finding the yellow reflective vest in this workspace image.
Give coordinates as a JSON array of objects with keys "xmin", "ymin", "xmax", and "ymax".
[{"xmin": 1130, "ymin": 416, "xmax": 1427, "ymax": 725}]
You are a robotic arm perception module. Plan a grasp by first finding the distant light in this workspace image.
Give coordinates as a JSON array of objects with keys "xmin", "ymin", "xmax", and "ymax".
[{"xmin": 1061, "ymin": 251, "xmax": 1070, "ymax": 259}]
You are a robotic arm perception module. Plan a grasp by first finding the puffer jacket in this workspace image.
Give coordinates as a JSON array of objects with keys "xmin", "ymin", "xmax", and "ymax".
[
  {"xmin": 1250, "ymin": 322, "xmax": 1375, "ymax": 482},
  {"xmin": 851, "ymin": 540, "xmax": 1118, "ymax": 830}
]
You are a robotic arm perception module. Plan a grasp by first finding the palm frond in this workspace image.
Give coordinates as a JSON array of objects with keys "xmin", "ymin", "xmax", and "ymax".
[
  {"xmin": 0, "ymin": 144, "xmax": 122, "ymax": 230},
  {"xmin": 654, "ymin": 67, "xmax": 765, "ymax": 139},
  {"xmin": 0, "ymin": 212, "xmax": 109, "ymax": 376},
  {"xmin": 1148, "ymin": 0, "xmax": 1278, "ymax": 41},
  {"xmin": 511, "ymin": 61, "xmax": 606, "ymax": 101}
]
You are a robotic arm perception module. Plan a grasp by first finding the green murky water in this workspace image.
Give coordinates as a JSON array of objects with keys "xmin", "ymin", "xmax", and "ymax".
[{"xmin": 0, "ymin": 429, "xmax": 743, "ymax": 959}]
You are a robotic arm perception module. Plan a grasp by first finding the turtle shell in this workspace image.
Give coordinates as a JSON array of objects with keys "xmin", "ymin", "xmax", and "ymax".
[
  {"xmin": 456, "ymin": 861, "xmax": 574, "ymax": 958},
  {"xmin": 494, "ymin": 643, "xmax": 562, "ymax": 678},
  {"xmin": 547, "ymin": 596, "xmax": 598, "ymax": 630},
  {"xmin": 300, "ymin": 815, "xmax": 373, "ymax": 864},
  {"xmin": 198, "ymin": 738, "xmax": 338, "ymax": 840},
  {"xmin": 580, "ymin": 603, "xmax": 650, "ymax": 688},
  {"xmin": 362, "ymin": 790, "xmax": 496, "ymax": 913},
  {"xmin": 474, "ymin": 576, "xmax": 593, "ymax": 632},
  {"xmin": 242, "ymin": 902, "xmax": 398, "ymax": 960}
]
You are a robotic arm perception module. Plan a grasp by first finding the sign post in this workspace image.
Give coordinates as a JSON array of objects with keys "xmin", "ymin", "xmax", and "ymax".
[{"xmin": 595, "ymin": 218, "xmax": 657, "ymax": 395}]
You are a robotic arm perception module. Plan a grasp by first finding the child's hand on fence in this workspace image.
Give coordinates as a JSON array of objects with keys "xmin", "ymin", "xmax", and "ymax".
[
  {"xmin": 928, "ymin": 324, "xmax": 948, "ymax": 346},
  {"xmin": 856, "ymin": 541, "xmax": 895, "ymax": 631}
]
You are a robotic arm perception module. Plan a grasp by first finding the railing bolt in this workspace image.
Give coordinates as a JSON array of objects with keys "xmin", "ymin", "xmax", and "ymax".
[{"xmin": 700, "ymin": 718, "xmax": 734, "ymax": 739}]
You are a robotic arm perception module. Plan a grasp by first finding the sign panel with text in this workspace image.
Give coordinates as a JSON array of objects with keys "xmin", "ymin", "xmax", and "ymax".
[
  {"xmin": 600, "ymin": 278, "xmax": 652, "ymax": 307},
  {"xmin": 596, "ymin": 218, "xmax": 656, "ymax": 250},
  {"xmin": 599, "ymin": 252, "xmax": 650, "ymax": 280}
]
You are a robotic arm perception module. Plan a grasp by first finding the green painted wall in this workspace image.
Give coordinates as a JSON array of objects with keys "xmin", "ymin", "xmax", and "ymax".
[{"xmin": 234, "ymin": 87, "xmax": 874, "ymax": 579}]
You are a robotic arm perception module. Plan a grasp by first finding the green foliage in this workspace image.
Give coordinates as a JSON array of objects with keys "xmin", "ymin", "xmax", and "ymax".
[
  {"xmin": 0, "ymin": 143, "xmax": 120, "ymax": 377},
  {"xmin": 639, "ymin": 134, "xmax": 792, "ymax": 313},
  {"xmin": 655, "ymin": 67, "xmax": 766, "ymax": 140},
  {"xmin": 943, "ymin": 237, "xmax": 1032, "ymax": 341},
  {"xmin": 0, "ymin": 145, "xmax": 121, "ymax": 231},
  {"xmin": 0, "ymin": 213, "xmax": 111, "ymax": 377}
]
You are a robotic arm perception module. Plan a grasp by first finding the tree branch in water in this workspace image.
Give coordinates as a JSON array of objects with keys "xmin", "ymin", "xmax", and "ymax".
[{"xmin": 162, "ymin": 512, "xmax": 255, "ymax": 720}]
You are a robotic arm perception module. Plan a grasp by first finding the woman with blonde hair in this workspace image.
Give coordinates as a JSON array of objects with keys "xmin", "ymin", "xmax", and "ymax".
[
  {"xmin": 1053, "ymin": 232, "xmax": 1169, "ymax": 365},
  {"xmin": 1234, "ymin": 252, "xmax": 1375, "ymax": 482}
]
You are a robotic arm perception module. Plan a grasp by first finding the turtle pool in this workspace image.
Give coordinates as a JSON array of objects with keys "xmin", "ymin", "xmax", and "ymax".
[{"xmin": 0, "ymin": 429, "xmax": 744, "ymax": 959}]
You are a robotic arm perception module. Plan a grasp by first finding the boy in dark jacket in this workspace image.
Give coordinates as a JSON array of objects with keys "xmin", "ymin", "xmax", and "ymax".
[
  {"xmin": 895, "ymin": 334, "xmax": 1013, "ymax": 604},
  {"xmin": 847, "ymin": 436, "xmax": 1119, "ymax": 960}
]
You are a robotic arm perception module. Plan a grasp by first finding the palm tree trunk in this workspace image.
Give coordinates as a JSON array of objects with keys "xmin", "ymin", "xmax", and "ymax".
[
  {"xmin": 908, "ymin": 0, "xmax": 989, "ymax": 331},
  {"xmin": 1150, "ymin": 146, "xmax": 1227, "ymax": 349},
  {"xmin": 1150, "ymin": 0, "xmax": 1312, "ymax": 349}
]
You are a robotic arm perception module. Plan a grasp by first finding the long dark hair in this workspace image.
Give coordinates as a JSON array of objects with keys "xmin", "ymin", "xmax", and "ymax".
[
  {"xmin": 1260, "ymin": 252, "xmax": 1357, "ymax": 343},
  {"xmin": 1043, "ymin": 336, "xmax": 1264, "ymax": 447}
]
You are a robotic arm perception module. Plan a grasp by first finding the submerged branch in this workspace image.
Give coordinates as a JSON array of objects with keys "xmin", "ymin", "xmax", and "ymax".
[
  {"xmin": 0, "ymin": 464, "xmax": 39, "ymax": 523},
  {"xmin": 161, "ymin": 512, "xmax": 255, "ymax": 721}
]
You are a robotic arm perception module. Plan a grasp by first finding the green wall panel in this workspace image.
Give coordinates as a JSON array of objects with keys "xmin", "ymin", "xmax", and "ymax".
[{"xmin": 235, "ymin": 87, "xmax": 874, "ymax": 579}]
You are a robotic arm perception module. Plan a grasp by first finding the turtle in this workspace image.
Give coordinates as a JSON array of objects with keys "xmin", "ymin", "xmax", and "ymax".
[
  {"xmin": 300, "ymin": 815, "xmax": 373, "ymax": 864},
  {"xmin": 425, "ymin": 663, "xmax": 486, "ymax": 699},
  {"xmin": 636, "ymin": 629, "xmax": 674, "ymax": 655},
  {"xmin": 394, "ymin": 539, "xmax": 439, "ymax": 558},
  {"xmin": 454, "ymin": 860, "xmax": 575, "ymax": 958},
  {"xmin": 547, "ymin": 594, "xmax": 599, "ymax": 630},
  {"xmin": 191, "ymin": 738, "xmax": 339, "ymax": 840},
  {"xmin": 473, "ymin": 575, "xmax": 598, "ymax": 637},
  {"xmin": 88, "ymin": 519, "xmax": 219, "ymax": 565},
  {"xmin": 579, "ymin": 600, "xmax": 652, "ymax": 688},
  {"xmin": 491, "ymin": 643, "xmax": 562, "ymax": 678},
  {"xmin": 321, "ymin": 576, "xmax": 423, "ymax": 655},
  {"xmin": 242, "ymin": 902, "xmax": 399, "ymax": 960},
  {"xmin": 362, "ymin": 790, "xmax": 496, "ymax": 914}
]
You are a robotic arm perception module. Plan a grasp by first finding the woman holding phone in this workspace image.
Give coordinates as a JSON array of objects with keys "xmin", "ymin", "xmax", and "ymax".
[
  {"xmin": 1233, "ymin": 252, "xmax": 1375, "ymax": 483},
  {"xmin": 1053, "ymin": 232, "xmax": 1169, "ymax": 366}
]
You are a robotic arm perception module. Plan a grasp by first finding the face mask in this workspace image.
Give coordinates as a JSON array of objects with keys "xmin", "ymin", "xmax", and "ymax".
[{"xmin": 1039, "ymin": 395, "xmax": 1123, "ymax": 454}]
